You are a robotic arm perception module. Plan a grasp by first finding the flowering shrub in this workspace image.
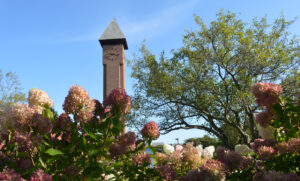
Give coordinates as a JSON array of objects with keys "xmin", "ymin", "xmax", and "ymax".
[
  {"xmin": 222, "ymin": 82, "xmax": 300, "ymax": 180},
  {"xmin": 0, "ymin": 86, "xmax": 162, "ymax": 180},
  {"xmin": 154, "ymin": 143, "xmax": 216, "ymax": 180}
]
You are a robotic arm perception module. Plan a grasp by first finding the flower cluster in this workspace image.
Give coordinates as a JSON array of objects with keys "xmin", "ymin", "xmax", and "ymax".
[
  {"xmin": 103, "ymin": 88, "xmax": 131, "ymax": 114},
  {"xmin": 28, "ymin": 88, "xmax": 54, "ymax": 113},
  {"xmin": 250, "ymin": 138, "xmax": 276, "ymax": 153},
  {"xmin": 163, "ymin": 144, "xmax": 175, "ymax": 155},
  {"xmin": 155, "ymin": 152, "xmax": 168, "ymax": 165},
  {"xmin": 141, "ymin": 121, "xmax": 160, "ymax": 140},
  {"xmin": 132, "ymin": 152, "xmax": 151, "ymax": 166},
  {"xmin": 255, "ymin": 111, "xmax": 274, "ymax": 128},
  {"xmin": 0, "ymin": 169, "xmax": 25, "ymax": 181},
  {"xmin": 257, "ymin": 146, "xmax": 275, "ymax": 160},
  {"xmin": 216, "ymin": 147, "xmax": 242, "ymax": 171},
  {"xmin": 156, "ymin": 143, "xmax": 215, "ymax": 179},
  {"xmin": 109, "ymin": 131, "xmax": 137, "ymax": 159},
  {"xmin": 182, "ymin": 143, "xmax": 202, "ymax": 169},
  {"xmin": 32, "ymin": 113, "xmax": 53, "ymax": 135},
  {"xmin": 251, "ymin": 82, "xmax": 282, "ymax": 107},
  {"xmin": 181, "ymin": 159, "xmax": 225, "ymax": 181},
  {"xmin": 63, "ymin": 85, "xmax": 95, "ymax": 116},
  {"xmin": 30, "ymin": 169, "xmax": 52, "ymax": 181},
  {"xmin": 55, "ymin": 113, "xmax": 72, "ymax": 131},
  {"xmin": 11, "ymin": 103, "xmax": 35, "ymax": 132},
  {"xmin": 234, "ymin": 144, "xmax": 253, "ymax": 155},
  {"xmin": 155, "ymin": 165, "xmax": 177, "ymax": 181}
]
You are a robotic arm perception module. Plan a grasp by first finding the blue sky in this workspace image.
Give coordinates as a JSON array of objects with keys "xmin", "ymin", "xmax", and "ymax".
[{"xmin": 0, "ymin": 0, "xmax": 299, "ymax": 144}]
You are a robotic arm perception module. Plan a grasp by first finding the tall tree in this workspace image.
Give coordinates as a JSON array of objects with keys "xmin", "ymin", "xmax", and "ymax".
[
  {"xmin": 128, "ymin": 11, "xmax": 299, "ymax": 148},
  {"xmin": 0, "ymin": 70, "xmax": 26, "ymax": 107}
]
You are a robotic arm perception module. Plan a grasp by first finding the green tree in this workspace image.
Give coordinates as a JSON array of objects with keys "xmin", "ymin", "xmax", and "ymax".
[
  {"xmin": 0, "ymin": 70, "xmax": 26, "ymax": 106},
  {"xmin": 184, "ymin": 135, "xmax": 223, "ymax": 148},
  {"xmin": 128, "ymin": 10, "xmax": 299, "ymax": 148}
]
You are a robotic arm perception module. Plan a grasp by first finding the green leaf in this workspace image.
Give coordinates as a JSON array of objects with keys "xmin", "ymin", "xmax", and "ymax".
[
  {"xmin": 111, "ymin": 127, "xmax": 120, "ymax": 136},
  {"xmin": 45, "ymin": 148, "xmax": 64, "ymax": 156},
  {"xmin": 88, "ymin": 149, "xmax": 100, "ymax": 157},
  {"xmin": 39, "ymin": 157, "xmax": 47, "ymax": 168},
  {"xmin": 42, "ymin": 108, "xmax": 54, "ymax": 122}
]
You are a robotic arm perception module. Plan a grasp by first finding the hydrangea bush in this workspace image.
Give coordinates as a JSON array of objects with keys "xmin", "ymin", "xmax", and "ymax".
[
  {"xmin": 216, "ymin": 82, "xmax": 299, "ymax": 181},
  {"xmin": 0, "ymin": 86, "xmax": 162, "ymax": 180}
]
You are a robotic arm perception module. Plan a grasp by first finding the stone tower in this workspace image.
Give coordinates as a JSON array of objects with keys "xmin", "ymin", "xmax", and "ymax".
[{"xmin": 99, "ymin": 19, "xmax": 128, "ymax": 99}]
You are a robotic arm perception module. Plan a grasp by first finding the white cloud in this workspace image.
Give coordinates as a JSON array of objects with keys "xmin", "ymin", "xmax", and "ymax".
[
  {"xmin": 67, "ymin": 0, "xmax": 200, "ymax": 43},
  {"xmin": 123, "ymin": 0, "xmax": 200, "ymax": 41}
]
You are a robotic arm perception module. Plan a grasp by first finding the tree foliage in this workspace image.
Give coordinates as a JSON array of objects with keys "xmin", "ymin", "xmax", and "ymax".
[
  {"xmin": 184, "ymin": 135, "xmax": 223, "ymax": 148},
  {"xmin": 128, "ymin": 10, "xmax": 299, "ymax": 148},
  {"xmin": 0, "ymin": 70, "xmax": 26, "ymax": 106}
]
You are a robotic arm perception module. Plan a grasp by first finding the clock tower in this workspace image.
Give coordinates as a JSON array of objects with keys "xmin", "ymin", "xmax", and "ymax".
[{"xmin": 99, "ymin": 19, "xmax": 128, "ymax": 99}]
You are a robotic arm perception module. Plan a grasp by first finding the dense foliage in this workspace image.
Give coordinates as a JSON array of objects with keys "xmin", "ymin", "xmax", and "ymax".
[
  {"xmin": 184, "ymin": 135, "xmax": 223, "ymax": 148},
  {"xmin": 128, "ymin": 10, "xmax": 300, "ymax": 148}
]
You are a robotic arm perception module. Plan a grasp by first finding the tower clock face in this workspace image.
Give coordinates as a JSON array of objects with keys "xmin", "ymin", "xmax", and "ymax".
[{"xmin": 104, "ymin": 47, "xmax": 121, "ymax": 61}]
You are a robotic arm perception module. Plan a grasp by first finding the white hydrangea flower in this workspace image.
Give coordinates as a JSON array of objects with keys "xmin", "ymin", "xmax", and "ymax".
[
  {"xmin": 258, "ymin": 124, "xmax": 275, "ymax": 139},
  {"xmin": 195, "ymin": 144, "xmax": 203, "ymax": 157},
  {"xmin": 103, "ymin": 174, "xmax": 115, "ymax": 180},
  {"xmin": 28, "ymin": 88, "xmax": 54, "ymax": 109},
  {"xmin": 163, "ymin": 144, "xmax": 175, "ymax": 155},
  {"xmin": 235, "ymin": 144, "xmax": 254, "ymax": 155},
  {"xmin": 202, "ymin": 146, "xmax": 215, "ymax": 159}
]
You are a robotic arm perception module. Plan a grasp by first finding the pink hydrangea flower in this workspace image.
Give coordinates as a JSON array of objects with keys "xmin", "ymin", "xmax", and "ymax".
[
  {"xmin": 155, "ymin": 165, "xmax": 177, "ymax": 181},
  {"xmin": 180, "ymin": 169, "xmax": 202, "ymax": 181},
  {"xmin": 15, "ymin": 132, "xmax": 33, "ymax": 152},
  {"xmin": 132, "ymin": 152, "xmax": 151, "ymax": 166},
  {"xmin": 103, "ymin": 88, "xmax": 131, "ymax": 114},
  {"xmin": 11, "ymin": 103, "xmax": 35, "ymax": 131},
  {"xmin": 155, "ymin": 152, "xmax": 168, "ymax": 165},
  {"xmin": 0, "ymin": 106, "xmax": 13, "ymax": 135},
  {"xmin": 216, "ymin": 147, "xmax": 242, "ymax": 171},
  {"xmin": 0, "ymin": 169, "xmax": 25, "ymax": 181},
  {"xmin": 258, "ymin": 146, "xmax": 275, "ymax": 160},
  {"xmin": 182, "ymin": 143, "xmax": 202, "ymax": 169},
  {"xmin": 239, "ymin": 155, "xmax": 254, "ymax": 170},
  {"xmin": 255, "ymin": 111, "xmax": 274, "ymax": 127},
  {"xmin": 181, "ymin": 159, "xmax": 225, "ymax": 181},
  {"xmin": 288, "ymin": 138, "xmax": 300, "ymax": 154},
  {"xmin": 141, "ymin": 121, "xmax": 160, "ymax": 140},
  {"xmin": 119, "ymin": 131, "xmax": 136, "ymax": 151},
  {"xmin": 276, "ymin": 141, "xmax": 289, "ymax": 154},
  {"xmin": 55, "ymin": 113, "xmax": 72, "ymax": 131},
  {"xmin": 175, "ymin": 145, "xmax": 184, "ymax": 153},
  {"xmin": 32, "ymin": 113, "xmax": 53, "ymax": 134},
  {"xmin": 251, "ymin": 83, "xmax": 282, "ymax": 107},
  {"xmin": 92, "ymin": 99, "xmax": 105, "ymax": 117},
  {"xmin": 109, "ymin": 143, "xmax": 126, "ymax": 159},
  {"xmin": 30, "ymin": 169, "xmax": 52, "ymax": 181},
  {"xmin": 75, "ymin": 107, "xmax": 93, "ymax": 122},
  {"xmin": 250, "ymin": 138, "xmax": 276, "ymax": 153},
  {"xmin": 63, "ymin": 85, "xmax": 94, "ymax": 114}
]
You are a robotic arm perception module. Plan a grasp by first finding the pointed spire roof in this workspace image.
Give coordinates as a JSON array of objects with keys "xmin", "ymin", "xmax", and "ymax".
[{"xmin": 99, "ymin": 19, "xmax": 128, "ymax": 49}]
